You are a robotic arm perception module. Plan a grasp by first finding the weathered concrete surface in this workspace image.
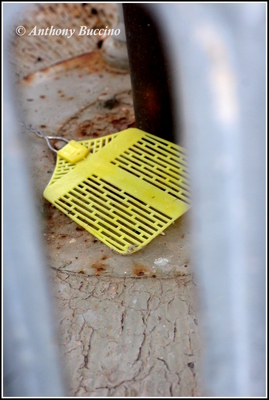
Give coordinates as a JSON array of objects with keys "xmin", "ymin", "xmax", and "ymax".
[
  {"xmin": 12, "ymin": 3, "xmax": 205, "ymax": 396},
  {"xmin": 50, "ymin": 272, "xmax": 203, "ymax": 397}
]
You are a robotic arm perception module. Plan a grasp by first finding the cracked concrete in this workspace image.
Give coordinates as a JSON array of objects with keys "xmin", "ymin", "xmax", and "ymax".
[
  {"xmin": 50, "ymin": 270, "xmax": 203, "ymax": 397},
  {"xmin": 11, "ymin": 3, "xmax": 205, "ymax": 396}
]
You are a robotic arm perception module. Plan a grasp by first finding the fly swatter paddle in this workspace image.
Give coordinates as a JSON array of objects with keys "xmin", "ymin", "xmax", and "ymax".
[{"xmin": 22, "ymin": 124, "xmax": 191, "ymax": 254}]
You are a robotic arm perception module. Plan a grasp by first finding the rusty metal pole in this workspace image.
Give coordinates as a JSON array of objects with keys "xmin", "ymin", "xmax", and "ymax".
[{"xmin": 123, "ymin": 4, "xmax": 179, "ymax": 144}]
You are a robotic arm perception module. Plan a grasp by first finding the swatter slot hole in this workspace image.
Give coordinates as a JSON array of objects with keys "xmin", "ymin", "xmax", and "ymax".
[
  {"xmin": 154, "ymin": 178, "xmax": 181, "ymax": 192},
  {"xmin": 155, "ymin": 155, "xmax": 180, "ymax": 168},
  {"xmin": 175, "ymin": 189, "xmax": 191, "ymax": 199},
  {"xmin": 143, "ymin": 159, "xmax": 180, "ymax": 179},
  {"xmin": 109, "ymin": 201, "xmax": 133, "ymax": 216},
  {"xmin": 94, "ymin": 212, "xmax": 118, "ymax": 228},
  {"xmin": 152, "ymin": 215, "xmax": 169, "ymax": 224},
  {"xmin": 55, "ymin": 201, "xmax": 75, "ymax": 216},
  {"xmin": 133, "ymin": 218, "xmax": 156, "ymax": 234},
  {"xmin": 85, "ymin": 190, "xmax": 104, "ymax": 201},
  {"xmin": 73, "ymin": 187, "xmax": 87, "ymax": 196},
  {"xmin": 113, "ymin": 214, "xmax": 152, "ymax": 238},
  {"xmin": 134, "ymin": 144, "xmax": 179, "ymax": 169},
  {"xmin": 173, "ymin": 183, "xmax": 191, "ymax": 196},
  {"xmin": 125, "ymin": 151, "xmax": 184, "ymax": 181},
  {"xmin": 72, "ymin": 193, "xmax": 119, "ymax": 228},
  {"xmin": 88, "ymin": 195, "xmax": 111, "ymax": 211},
  {"xmin": 139, "ymin": 140, "xmax": 180, "ymax": 163},
  {"xmin": 107, "ymin": 192, "xmax": 157, "ymax": 225},
  {"xmin": 141, "ymin": 178, "xmax": 166, "ymax": 192},
  {"xmin": 76, "ymin": 216, "xmax": 97, "ymax": 230},
  {"xmin": 104, "ymin": 238, "xmax": 125, "ymax": 251},
  {"xmin": 138, "ymin": 140, "xmax": 178, "ymax": 160},
  {"xmin": 113, "ymin": 210, "xmax": 132, "ymax": 221},
  {"xmin": 121, "ymin": 237, "xmax": 136, "ymax": 246},
  {"xmin": 57, "ymin": 198, "xmax": 73, "ymax": 208},
  {"xmin": 72, "ymin": 188, "xmax": 111, "ymax": 211},
  {"xmin": 167, "ymin": 188, "xmax": 190, "ymax": 200},
  {"xmin": 134, "ymin": 213, "xmax": 157, "ymax": 226},
  {"xmin": 84, "ymin": 180, "xmax": 105, "ymax": 195},
  {"xmin": 126, "ymin": 205, "xmax": 156, "ymax": 223},
  {"xmin": 86, "ymin": 177, "xmax": 102, "ymax": 187},
  {"xmin": 99, "ymin": 179, "xmax": 121, "ymax": 192},
  {"xmin": 166, "ymin": 166, "xmax": 180, "ymax": 175},
  {"xmin": 144, "ymin": 165, "xmax": 177, "ymax": 180},
  {"xmin": 117, "ymin": 165, "xmax": 141, "ymax": 178},
  {"xmin": 170, "ymin": 193, "xmax": 191, "ymax": 205},
  {"xmin": 143, "ymin": 137, "xmax": 180, "ymax": 157},
  {"xmin": 105, "ymin": 189, "xmax": 125, "ymax": 200},
  {"xmin": 98, "ymin": 179, "xmax": 126, "ymax": 199},
  {"xmin": 143, "ymin": 137, "xmax": 168, "ymax": 147},
  {"xmin": 129, "ymin": 147, "xmax": 144, "ymax": 157},
  {"xmin": 114, "ymin": 215, "xmax": 135, "ymax": 229},
  {"xmin": 128, "ymin": 164, "xmax": 153, "ymax": 178},
  {"xmin": 72, "ymin": 203, "xmax": 96, "ymax": 221},
  {"xmin": 97, "ymin": 223, "xmax": 124, "ymax": 244},
  {"xmin": 114, "ymin": 157, "xmax": 129, "ymax": 166},
  {"xmin": 133, "ymin": 144, "xmax": 156, "ymax": 158},
  {"xmin": 117, "ymin": 154, "xmax": 141, "ymax": 167},
  {"xmin": 149, "ymin": 206, "xmax": 172, "ymax": 221},
  {"xmin": 135, "ymin": 142, "xmax": 180, "ymax": 168},
  {"xmin": 126, "ymin": 193, "xmax": 147, "ymax": 206},
  {"xmin": 145, "ymin": 134, "xmax": 186, "ymax": 153},
  {"xmin": 119, "ymin": 228, "xmax": 144, "ymax": 243}
]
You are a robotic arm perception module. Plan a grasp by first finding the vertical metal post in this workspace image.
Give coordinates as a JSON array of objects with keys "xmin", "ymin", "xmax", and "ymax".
[
  {"xmin": 143, "ymin": 3, "xmax": 266, "ymax": 397},
  {"xmin": 123, "ymin": 4, "xmax": 177, "ymax": 143},
  {"xmin": 3, "ymin": 4, "xmax": 66, "ymax": 396}
]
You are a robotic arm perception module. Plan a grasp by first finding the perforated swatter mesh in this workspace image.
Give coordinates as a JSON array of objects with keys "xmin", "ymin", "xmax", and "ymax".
[
  {"xmin": 110, "ymin": 134, "xmax": 191, "ymax": 205},
  {"xmin": 47, "ymin": 132, "xmax": 191, "ymax": 254},
  {"xmin": 54, "ymin": 175, "xmax": 174, "ymax": 254}
]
